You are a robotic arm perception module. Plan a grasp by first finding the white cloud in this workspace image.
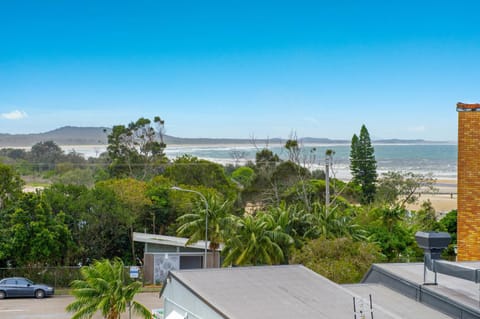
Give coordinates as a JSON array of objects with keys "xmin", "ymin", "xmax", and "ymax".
[{"xmin": 1, "ymin": 110, "xmax": 28, "ymax": 120}]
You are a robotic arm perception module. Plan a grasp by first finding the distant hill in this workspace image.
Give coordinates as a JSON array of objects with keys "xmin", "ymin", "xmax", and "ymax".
[
  {"xmin": 0, "ymin": 126, "xmax": 445, "ymax": 147},
  {"xmin": 0, "ymin": 126, "xmax": 110, "ymax": 147}
]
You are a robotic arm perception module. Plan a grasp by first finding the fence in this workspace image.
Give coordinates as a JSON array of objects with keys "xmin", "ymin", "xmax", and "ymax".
[{"xmin": 0, "ymin": 266, "xmax": 144, "ymax": 288}]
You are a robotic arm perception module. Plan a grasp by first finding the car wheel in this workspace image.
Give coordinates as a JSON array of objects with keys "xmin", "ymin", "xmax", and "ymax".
[
  {"xmin": 35, "ymin": 289, "xmax": 45, "ymax": 299},
  {"xmin": 0, "ymin": 291, "xmax": 6, "ymax": 299}
]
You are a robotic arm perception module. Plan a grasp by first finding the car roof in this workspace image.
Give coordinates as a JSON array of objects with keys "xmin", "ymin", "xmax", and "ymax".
[{"xmin": 0, "ymin": 277, "xmax": 30, "ymax": 281}]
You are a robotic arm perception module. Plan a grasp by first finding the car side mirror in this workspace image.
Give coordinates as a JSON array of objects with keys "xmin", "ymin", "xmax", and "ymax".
[{"xmin": 27, "ymin": 284, "xmax": 31, "ymax": 287}]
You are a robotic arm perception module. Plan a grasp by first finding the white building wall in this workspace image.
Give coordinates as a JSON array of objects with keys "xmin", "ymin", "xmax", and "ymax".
[{"xmin": 163, "ymin": 278, "xmax": 225, "ymax": 319}]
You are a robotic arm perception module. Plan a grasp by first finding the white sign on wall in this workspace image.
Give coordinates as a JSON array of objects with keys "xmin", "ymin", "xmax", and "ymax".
[{"xmin": 129, "ymin": 266, "xmax": 140, "ymax": 279}]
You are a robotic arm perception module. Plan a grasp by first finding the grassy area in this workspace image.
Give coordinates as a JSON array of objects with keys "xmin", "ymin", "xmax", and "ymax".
[{"xmin": 55, "ymin": 288, "xmax": 71, "ymax": 295}]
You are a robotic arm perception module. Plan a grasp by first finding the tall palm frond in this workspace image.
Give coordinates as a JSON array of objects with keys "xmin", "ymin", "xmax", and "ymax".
[
  {"xmin": 177, "ymin": 194, "xmax": 233, "ymax": 250},
  {"xmin": 66, "ymin": 258, "xmax": 150, "ymax": 319},
  {"xmin": 305, "ymin": 203, "xmax": 367, "ymax": 241},
  {"xmin": 223, "ymin": 213, "xmax": 293, "ymax": 266}
]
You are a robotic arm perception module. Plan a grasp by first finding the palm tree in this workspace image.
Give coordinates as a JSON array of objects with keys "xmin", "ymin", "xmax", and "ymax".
[
  {"xmin": 267, "ymin": 203, "xmax": 313, "ymax": 239},
  {"xmin": 305, "ymin": 203, "xmax": 367, "ymax": 241},
  {"xmin": 222, "ymin": 213, "xmax": 293, "ymax": 266},
  {"xmin": 66, "ymin": 258, "xmax": 151, "ymax": 319},
  {"xmin": 177, "ymin": 194, "xmax": 233, "ymax": 266},
  {"xmin": 267, "ymin": 203, "xmax": 309, "ymax": 262},
  {"xmin": 380, "ymin": 205, "xmax": 406, "ymax": 232}
]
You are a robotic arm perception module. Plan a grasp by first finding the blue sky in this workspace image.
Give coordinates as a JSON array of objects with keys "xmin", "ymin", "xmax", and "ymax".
[{"xmin": 1, "ymin": 1, "xmax": 479, "ymax": 141}]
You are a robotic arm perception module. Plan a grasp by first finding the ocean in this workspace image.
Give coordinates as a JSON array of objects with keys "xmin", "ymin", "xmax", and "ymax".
[{"xmin": 66, "ymin": 143, "xmax": 458, "ymax": 180}]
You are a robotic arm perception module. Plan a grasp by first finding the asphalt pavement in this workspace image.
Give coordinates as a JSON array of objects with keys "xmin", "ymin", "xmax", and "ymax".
[{"xmin": 0, "ymin": 292, "xmax": 162, "ymax": 319}]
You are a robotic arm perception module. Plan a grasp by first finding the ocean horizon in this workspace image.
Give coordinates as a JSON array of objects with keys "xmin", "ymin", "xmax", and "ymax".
[{"xmin": 55, "ymin": 142, "xmax": 457, "ymax": 181}]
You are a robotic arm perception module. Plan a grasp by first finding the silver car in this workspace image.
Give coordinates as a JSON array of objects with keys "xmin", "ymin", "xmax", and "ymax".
[{"xmin": 0, "ymin": 277, "xmax": 54, "ymax": 299}]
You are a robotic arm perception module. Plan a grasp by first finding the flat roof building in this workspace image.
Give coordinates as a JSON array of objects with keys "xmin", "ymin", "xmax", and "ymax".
[
  {"xmin": 133, "ymin": 232, "xmax": 222, "ymax": 285},
  {"xmin": 160, "ymin": 264, "xmax": 452, "ymax": 319},
  {"xmin": 363, "ymin": 262, "xmax": 480, "ymax": 319}
]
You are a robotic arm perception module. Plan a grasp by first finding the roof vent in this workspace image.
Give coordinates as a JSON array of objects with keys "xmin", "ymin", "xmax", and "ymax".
[
  {"xmin": 415, "ymin": 231, "xmax": 451, "ymax": 284},
  {"xmin": 415, "ymin": 231, "xmax": 451, "ymax": 252}
]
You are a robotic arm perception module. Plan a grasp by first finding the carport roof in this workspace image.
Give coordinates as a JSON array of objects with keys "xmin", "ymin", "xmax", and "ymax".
[{"xmin": 133, "ymin": 232, "xmax": 222, "ymax": 251}]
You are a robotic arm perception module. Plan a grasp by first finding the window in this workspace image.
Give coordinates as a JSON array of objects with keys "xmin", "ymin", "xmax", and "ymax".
[{"xmin": 17, "ymin": 279, "xmax": 29, "ymax": 286}]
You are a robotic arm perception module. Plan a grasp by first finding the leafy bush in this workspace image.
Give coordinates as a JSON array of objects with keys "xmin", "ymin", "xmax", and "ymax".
[{"xmin": 291, "ymin": 237, "xmax": 383, "ymax": 283}]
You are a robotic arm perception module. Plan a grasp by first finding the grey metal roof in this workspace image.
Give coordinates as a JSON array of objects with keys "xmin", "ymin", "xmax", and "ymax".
[
  {"xmin": 133, "ymin": 232, "xmax": 222, "ymax": 251},
  {"xmin": 363, "ymin": 262, "xmax": 480, "ymax": 318},
  {"xmin": 346, "ymin": 283, "xmax": 451, "ymax": 319},
  {"xmin": 165, "ymin": 264, "xmax": 450, "ymax": 319}
]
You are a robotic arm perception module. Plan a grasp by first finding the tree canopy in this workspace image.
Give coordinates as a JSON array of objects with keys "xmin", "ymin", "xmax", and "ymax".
[
  {"xmin": 0, "ymin": 163, "xmax": 24, "ymax": 209},
  {"xmin": 106, "ymin": 116, "xmax": 167, "ymax": 179}
]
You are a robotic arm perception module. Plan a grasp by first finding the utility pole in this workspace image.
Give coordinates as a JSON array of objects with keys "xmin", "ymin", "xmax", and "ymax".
[{"xmin": 325, "ymin": 149, "xmax": 334, "ymax": 213}]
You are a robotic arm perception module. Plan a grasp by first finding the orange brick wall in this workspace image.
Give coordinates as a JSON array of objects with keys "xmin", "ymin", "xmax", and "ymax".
[{"xmin": 457, "ymin": 103, "xmax": 480, "ymax": 261}]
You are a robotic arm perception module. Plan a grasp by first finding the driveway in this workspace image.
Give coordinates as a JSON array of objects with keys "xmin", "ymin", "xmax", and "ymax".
[{"xmin": 0, "ymin": 292, "xmax": 162, "ymax": 319}]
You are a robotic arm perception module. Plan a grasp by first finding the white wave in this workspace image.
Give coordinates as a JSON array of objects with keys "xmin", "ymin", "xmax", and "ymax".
[{"xmin": 53, "ymin": 144, "xmax": 457, "ymax": 180}]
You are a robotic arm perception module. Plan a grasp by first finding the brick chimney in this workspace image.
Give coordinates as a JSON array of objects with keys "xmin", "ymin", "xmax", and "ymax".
[{"xmin": 457, "ymin": 102, "xmax": 480, "ymax": 261}]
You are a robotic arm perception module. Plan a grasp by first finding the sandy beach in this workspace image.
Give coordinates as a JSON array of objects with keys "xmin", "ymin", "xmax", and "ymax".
[{"xmin": 405, "ymin": 179, "xmax": 457, "ymax": 216}]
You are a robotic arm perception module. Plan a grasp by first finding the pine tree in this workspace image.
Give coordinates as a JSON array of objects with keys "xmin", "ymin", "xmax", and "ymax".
[
  {"xmin": 350, "ymin": 134, "xmax": 361, "ymax": 183},
  {"xmin": 350, "ymin": 125, "xmax": 377, "ymax": 204}
]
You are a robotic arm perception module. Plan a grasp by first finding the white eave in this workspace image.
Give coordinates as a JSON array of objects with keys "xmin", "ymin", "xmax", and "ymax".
[{"xmin": 133, "ymin": 232, "xmax": 223, "ymax": 251}]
